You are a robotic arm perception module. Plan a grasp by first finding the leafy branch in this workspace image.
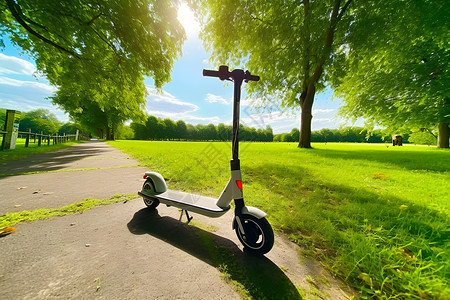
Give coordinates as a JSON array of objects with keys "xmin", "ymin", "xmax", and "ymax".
[{"xmin": 5, "ymin": 0, "xmax": 81, "ymax": 58}]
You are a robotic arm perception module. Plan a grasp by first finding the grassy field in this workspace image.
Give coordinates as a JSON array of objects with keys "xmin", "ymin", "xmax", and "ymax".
[{"xmin": 108, "ymin": 140, "xmax": 449, "ymax": 299}]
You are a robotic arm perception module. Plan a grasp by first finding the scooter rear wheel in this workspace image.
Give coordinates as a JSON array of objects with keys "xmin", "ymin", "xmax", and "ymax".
[
  {"xmin": 142, "ymin": 179, "xmax": 160, "ymax": 210},
  {"xmin": 234, "ymin": 214, "xmax": 274, "ymax": 255}
]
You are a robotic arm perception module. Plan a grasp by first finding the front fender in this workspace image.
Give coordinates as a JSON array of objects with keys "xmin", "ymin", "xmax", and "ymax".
[{"xmin": 232, "ymin": 206, "xmax": 267, "ymax": 229}]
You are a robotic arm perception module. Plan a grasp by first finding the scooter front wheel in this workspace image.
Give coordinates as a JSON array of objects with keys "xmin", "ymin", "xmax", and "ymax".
[
  {"xmin": 142, "ymin": 179, "xmax": 160, "ymax": 210},
  {"xmin": 234, "ymin": 214, "xmax": 274, "ymax": 255}
]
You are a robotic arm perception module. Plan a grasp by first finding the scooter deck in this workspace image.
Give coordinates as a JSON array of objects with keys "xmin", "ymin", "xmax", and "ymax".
[{"xmin": 139, "ymin": 189, "xmax": 231, "ymax": 218}]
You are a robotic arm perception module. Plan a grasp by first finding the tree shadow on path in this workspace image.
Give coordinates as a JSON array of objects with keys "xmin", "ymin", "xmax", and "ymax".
[
  {"xmin": 128, "ymin": 208, "xmax": 302, "ymax": 299},
  {"xmin": 0, "ymin": 141, "xmax": 113, "ymax": 177}
]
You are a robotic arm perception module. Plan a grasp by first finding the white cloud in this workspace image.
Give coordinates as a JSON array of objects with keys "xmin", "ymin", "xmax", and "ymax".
[
  {"xmin": 146, "ymin": 87, "xmax": 198, "ymax": 114},
  {"xmin": 178, "ymin": 115, "xmax": 221, "ymax": 124},
  {"xmin": 313, "ymin": 108, "xmax": 336, "ymax": 115},
  {"xmin": 149, "ymin": 109, "xmax": 221, "ymax": 125},
  {"xmin": 205, "ymin": 93, "xmax": 230, "ymax": 105},
  {"xmin": 0, "ymin": 72, "xmax": 67, "ymax": 121},
  {"xmin": 0, "ymin": 53, "xmax": 36, "ymax": 75},
  {"xmin": 272, "ymin": 120, "xmax": 299, "ymax": 134},
  {"xmin": 241, "ymin": 97, "xmax": 265, "ymax": 108},
  {"xmin": 241, "ymin": 111, "xmax": 295, "ymax": 129},
  {"xmin": 145, "ymin": 87, "xmax": 223, "ymax": 125},
  {"xmin": 0, "ymin": 93, "xmax": 69, "ymax": 122},
  {"xmin": 0, "ymin": 76, "xmax": 56, "ymax": 93}
]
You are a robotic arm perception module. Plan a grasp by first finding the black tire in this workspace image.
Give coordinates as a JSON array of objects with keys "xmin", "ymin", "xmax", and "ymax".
[
  {"xmin": 234, "ymin": 214, "xmax": 274, "ymax": 255},
  {"xmin": 142, "ymin": 179, "xmax": 160, "ymax": 210}
]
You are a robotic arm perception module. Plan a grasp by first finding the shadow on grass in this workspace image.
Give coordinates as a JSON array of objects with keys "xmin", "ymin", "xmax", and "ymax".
[
  {"xmin": 245, "ymin": 160, "xmax": 449, "ymax": 297},
  {"xmin": 127, "ymin": 208, "xmax": 302, "ymax": 299}
]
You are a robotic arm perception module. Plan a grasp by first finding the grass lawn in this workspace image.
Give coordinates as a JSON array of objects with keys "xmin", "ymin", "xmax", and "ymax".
[{"xmin": 108, "ymin": 140, "xmax": 449, "ymax": 299}]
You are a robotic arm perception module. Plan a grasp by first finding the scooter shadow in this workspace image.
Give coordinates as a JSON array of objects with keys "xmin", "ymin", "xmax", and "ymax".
[{"xmin": 127, "ymin": 208, "xmax": 302, "ymax": 299}]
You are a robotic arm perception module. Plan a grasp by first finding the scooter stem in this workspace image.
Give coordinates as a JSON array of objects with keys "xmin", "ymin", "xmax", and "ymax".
[
  {"xmin": 202, "ymin": 66, "xmax": 259, "ymax": 171},
  {"xmin": 231, "ymin": 74, "xmax": 243, "ymax": 168}
]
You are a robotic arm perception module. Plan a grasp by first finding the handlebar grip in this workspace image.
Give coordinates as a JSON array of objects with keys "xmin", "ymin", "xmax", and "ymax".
[
  {"xmin": 245, "ymin": 74, "xmax": 260, "ymax": 82},
  {"xmin": 203, "ymin": 69, "xmax": 220, "ymax": 77}
]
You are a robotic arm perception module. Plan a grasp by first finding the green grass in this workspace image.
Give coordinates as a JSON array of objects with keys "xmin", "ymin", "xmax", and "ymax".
[
  {"xmin": 108, "ymin": 140, "xmax": 449, "ymax": 299},
  {"xmin": 0, "ymin": 194, "xmax": 137, "ymax": 228},
  {"xmin": 0, "ymin": 138, "xmax": 83, "ymax": 164}
]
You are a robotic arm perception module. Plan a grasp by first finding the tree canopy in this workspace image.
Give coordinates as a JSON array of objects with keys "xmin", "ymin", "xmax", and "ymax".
[
  {"xmin": 131, "ymin": 115, "xmax": 273, "ymax": 142},
  {"xmin": 18, "ymin": 108, "xmax": 61, "ymax": 134},
  {"xmin": 197, "ymin": 0, "xmax": 353, "ymax": 148},
  {"xmin": 196, "ymin": 0, "xmax": 448, "ymax": 148},
  {"xmin": 332, "ymin": 0, "xmax": 449, "ymax": 148},
  {"xmin": 0, "ymin": 0, "xmax": 186, "ymax": 139}
]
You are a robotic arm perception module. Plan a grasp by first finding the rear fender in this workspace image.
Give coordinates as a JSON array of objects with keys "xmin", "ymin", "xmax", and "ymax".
[{"xmin": 144, "ymin": 172, "xmax": 167, "ymax": 194}]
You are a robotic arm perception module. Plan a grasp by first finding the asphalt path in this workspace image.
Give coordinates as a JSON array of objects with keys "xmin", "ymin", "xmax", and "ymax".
[{"xmin": 0, "ymin": 141, "xmax": 355, "ymax": 299}]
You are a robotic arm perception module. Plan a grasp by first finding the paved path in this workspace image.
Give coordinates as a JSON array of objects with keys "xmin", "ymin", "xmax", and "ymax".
[
  {"xmin": 0, "ymin": 141, "xmax": 356, "ymax": 299},
  {"xmin": 0, "ymin": 141, "xmax": 147, "ymax": 214}
]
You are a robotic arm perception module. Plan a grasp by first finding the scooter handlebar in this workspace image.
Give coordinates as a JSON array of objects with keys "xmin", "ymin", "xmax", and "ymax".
[
  {"xmin": 202, "ymin": 69, "xmax": 221, "ymax": 78},
  {"xmin": 244, "ymin": 71, "xmax": 260, "ymax": 82},
  {"xmin": 203, "ymin": 65, "xmax": 260, "ymax": 82},
  {"xmin": 203, "ymin": 65, "xmax": 230, "ymax": 81}
]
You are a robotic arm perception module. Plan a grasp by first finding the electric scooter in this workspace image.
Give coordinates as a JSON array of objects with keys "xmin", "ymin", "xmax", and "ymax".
[{"xmin": 138, "ymin": 65, "xmax": 274, "ymax": 255}]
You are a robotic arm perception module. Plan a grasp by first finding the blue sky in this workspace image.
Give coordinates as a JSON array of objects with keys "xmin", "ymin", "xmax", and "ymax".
[{"xmin": 0, "ymin": 3, "xmax": 350, "ymax": 134}]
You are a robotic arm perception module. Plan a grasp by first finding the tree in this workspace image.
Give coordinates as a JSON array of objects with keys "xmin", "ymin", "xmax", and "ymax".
[
  {"xmin": 52, "ymin": 81, "xmax": 147, "ymax": 139},
  {"xmin": 217, "ymin": 123, "xmax": 231, "ymax": 141},
  {"xmin": 163, "ymin": 118, "xmax": 177, "ymax": 140},
  {"xmin": 18, "ymin": 109, "xmax": 61, "ymax": 134},
  {"xmin": 409, "ymin": 131, "xmax": 437, "ymax": 146},
  {"xmin": 156, "ymin": 118, "xmax": 167, "ymax": 140},
  {"xmin": 130, "ymin": 122, "xmax": 147, "ymax": 140},
  {"xmin": 186, "ymin": 123, "xmax": 198, "ymax": 140},
  {"xmin": 115, "ymin": 125, "xmax": 134, "ymax": 140},
  {"xmin": 1, "ymin": 0, "xmax": 185, "ymax": 139},
  {"xmin": 146, "ymin": 116, "xmax": 160, "ymax": 140},
  {"xmin": 263, "ymin": 125, "xmax": 274, "ymax": 142},
  {"xmin": 198, "ymin": 0, "xmax": 352, "ymax": 148},
  {"xmin": 58, "ymin": 122, "xmax": 86, "ymax": 136},
  {"xmin": 175, "ymin": 120, "xmax": 187, "ymax": 140},
  {"xmin": 204, "ymin": 123, "xmax": 217, "ymax": 141},
  {"xmin": 290, "ymin": 128, "xmax": 300, "ymax": 143},
  {"xmin": 333, "ymin": 1, "xmax": 449, "ymax": 148},
  {"xmin": 0, "ymin": 109, "xmax": 6, "ymax": 129}
]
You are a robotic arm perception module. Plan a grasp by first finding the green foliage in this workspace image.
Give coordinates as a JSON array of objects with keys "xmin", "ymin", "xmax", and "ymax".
[
  {"xmin": 409, "ymin": 131, "xmax": 437, "ymax": 146},
  {"xmin": 275, "ymin": 126, "xmax": 401, "ymax": 144},
  {"xmin": 58, "ymin": 121, "xmax": 88, "ymax": 137},
  {"xmin": 130, "ymin": 115, "xmax": 274, "ymax": 142},
  {"xmin": 333, "ymin": 0, "xmax": 450, "ymax": 146},
  {"xmin": 0, "ymin": 0, "xmax": 186, "ymax": 139},
  {"xmin": 115, "ymin": 125, "xmax": 134, "ymax": 140},
  {"xmin": 110, "ymin": 140, "xmax": 450, "ymax": 298},
  {"xmin": 18, "ymin": 108, "xmax": 61, "ymax": 134},
  {"xmin": 175, "ymin": 120, "xmax": 187, "ymax": 139},
  {"xmin": 0, "ymin": 108, "xmax": 5, "ymax": 129}
]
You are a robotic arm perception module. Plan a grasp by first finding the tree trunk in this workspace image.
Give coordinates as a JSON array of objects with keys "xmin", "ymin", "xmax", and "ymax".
[
  {"xmin": 298, "ymin": 85, "xmax": 316, "ymax": 148},
  {"xmin": 437, "ymin": 122, "xmax": 449, "ymax": 148},
  {"xmin": 105, "ymin": 124, "xmax": 112, "ymax": 140},
  {"xmin": 297, "ymin": 0, "xmax": 350, "ymax": 148},
  {"xmin": 96, "ymin": 128, "xmax": 104, "ymax": 139}
]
